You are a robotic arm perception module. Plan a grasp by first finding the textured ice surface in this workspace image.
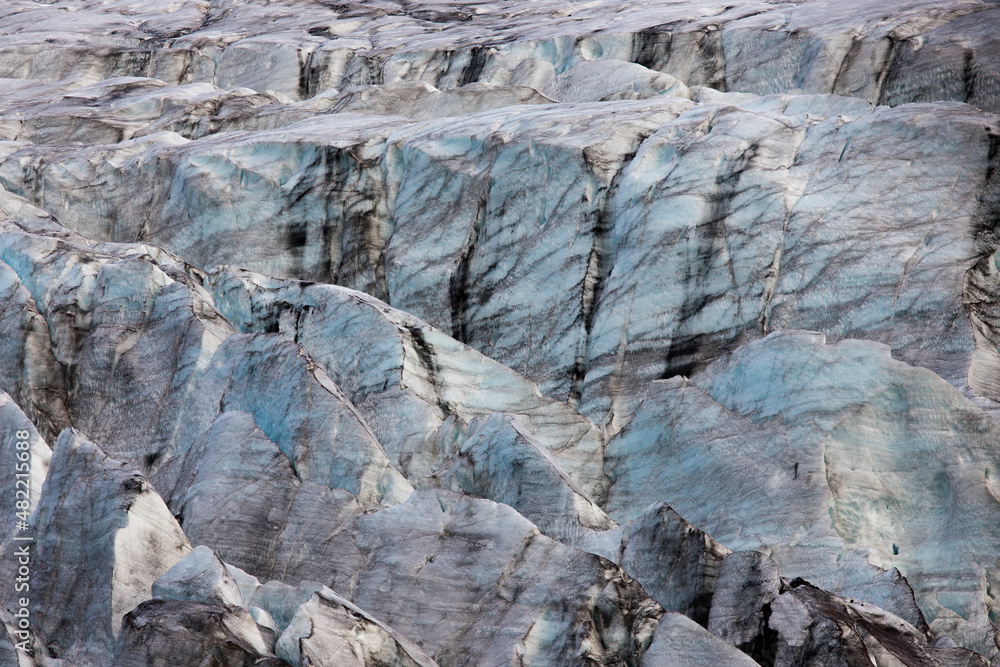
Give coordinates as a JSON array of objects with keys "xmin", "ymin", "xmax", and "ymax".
[
  {"xmin": 347, "ymin": 489, "xmax": 661, "ymax": 666},
  {"xmin": 605, "ymin": 331, "xmax": 1000, "ymax": 655},
  {"xmin": 3, "ymin": 92, "xmax": 997, "ymax": 427},
  {"xmin": 443, "ymin": 411, "xmax": 615, "ymax": 543},
  {"xmin": 706, "ymin": 550, "xmax": 988, "ymax": 666},
  {"xmin": 0, "ymin": 0, "xmax": 996, "ymax": 110},
  {"xmin": 582, "ymin": 99, "xmax": 1000, "ymax": 428},
  {"xmin": 642, "ymin": 612, "xmax": 760, "ymax": 667},
  {"xmin": 275, "ymin": 588, "xmax": 440, "ymax": 667},
  {"xmin": 17, "ymin": 430, "xmax": 190, "ymax": 665},
  {"xmin": 207, "ymin": 266, "xmax": 606, "ymax": 495},
  {"xmin": 0, "ymin": 1, "xmax": 999, "ymax": 665},
  {"xmin": 174, "ymin": 333, "xmax": 412, "ymax": 509}
]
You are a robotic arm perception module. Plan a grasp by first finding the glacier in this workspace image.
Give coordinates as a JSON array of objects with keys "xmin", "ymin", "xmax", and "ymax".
[{"xmin": 0, "ymin": 0, "xmax": 999, "ymax": 665}]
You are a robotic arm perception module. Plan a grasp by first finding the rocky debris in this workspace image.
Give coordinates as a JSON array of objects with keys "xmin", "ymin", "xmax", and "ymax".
[{"xmin": 771, "ymin": 581, "xmax": 989, "ymax": 667}]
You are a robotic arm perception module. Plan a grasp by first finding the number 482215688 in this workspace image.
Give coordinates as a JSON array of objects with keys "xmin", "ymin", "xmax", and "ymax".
[{"xmin": 14, "ymin": 429, "xmax": 31, "ymax": 525}]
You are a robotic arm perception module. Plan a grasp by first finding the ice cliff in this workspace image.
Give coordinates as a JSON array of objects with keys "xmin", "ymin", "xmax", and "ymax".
[{"xmin": 1, "ymin": 0, "xmax": 1000, "ymax": 665}]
